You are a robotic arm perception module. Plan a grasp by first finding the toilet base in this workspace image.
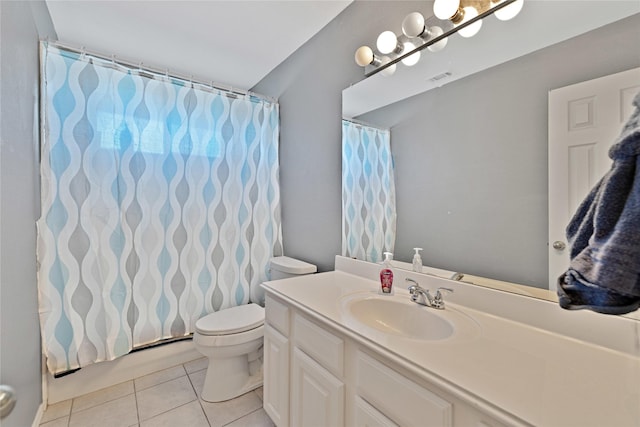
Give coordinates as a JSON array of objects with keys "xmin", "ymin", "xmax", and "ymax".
[
  {"xmin": 200, "ymin": 355, "xmax": 263, "ymax": 403},
  {"xmin": 193, "ymin": 315, "xmax": 265, "ymax": 403}
]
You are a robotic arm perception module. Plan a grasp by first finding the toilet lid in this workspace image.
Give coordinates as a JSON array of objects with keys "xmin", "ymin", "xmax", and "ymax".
[{"xmin": 195, "ymin": 303, "xmax": 264, "ymax": 336}]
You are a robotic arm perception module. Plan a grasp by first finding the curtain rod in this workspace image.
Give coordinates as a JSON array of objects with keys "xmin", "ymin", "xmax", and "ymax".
[
  {"xmin": 43, "ymin": 39, "xmax": 277, "ymax": 104},
  {"xmin": 342, "ymin": 117, "xmax": 389, "ymax": 131}
]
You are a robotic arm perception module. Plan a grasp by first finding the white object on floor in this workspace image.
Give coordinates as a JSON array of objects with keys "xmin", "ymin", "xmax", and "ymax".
[{"xmin": 194, "ymin": 256, "xmax": 316, "ymax": 402}]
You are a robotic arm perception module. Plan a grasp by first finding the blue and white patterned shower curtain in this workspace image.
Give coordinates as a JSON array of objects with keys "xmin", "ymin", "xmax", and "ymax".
[
  {"xmin": 342, "ymin": 119, "xmax": 396, "ymax": 263},
  {"xmin": 37, "ymin": 43, "xmax": 282, "ymax": 374}
]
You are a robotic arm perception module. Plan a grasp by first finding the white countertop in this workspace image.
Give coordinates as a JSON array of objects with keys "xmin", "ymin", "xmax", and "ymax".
[{"xmin": 262, "ymin": 258, "xmax": 640, "ymax": 427}]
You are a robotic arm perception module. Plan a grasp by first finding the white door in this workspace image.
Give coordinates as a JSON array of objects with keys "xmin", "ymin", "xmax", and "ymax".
[{"xmin": 548, "ymin": 67, "xmax": 640, "ymax": 291}]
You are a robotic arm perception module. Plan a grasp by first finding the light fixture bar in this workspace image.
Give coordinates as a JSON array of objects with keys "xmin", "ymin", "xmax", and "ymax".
[{"xmin": 364, "ymin": 0, "xmax": 519, "ymax": 78}]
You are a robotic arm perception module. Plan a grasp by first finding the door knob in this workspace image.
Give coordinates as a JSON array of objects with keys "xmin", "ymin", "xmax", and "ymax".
[
  {"xmin": 0, "ymin": 385, "xmax": 16, "ymax": 419},
  {"xmin": 552, "ymin": 241, "xmax": 566, "ymax": 251}
]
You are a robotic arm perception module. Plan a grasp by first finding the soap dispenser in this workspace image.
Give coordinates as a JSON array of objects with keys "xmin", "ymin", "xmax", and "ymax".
[
  {"xmin": 412, "ymin": 248, "xmax": 423, "ymax": 273},
  {"xmin": 379, "ymin": 252, "xmax": 394, "ymax": 295}
]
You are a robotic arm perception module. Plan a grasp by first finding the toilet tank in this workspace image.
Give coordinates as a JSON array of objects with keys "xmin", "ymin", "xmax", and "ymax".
[
  {"xmin": 252, "ymin": 257, "xmax": 317, "ymax": 306},
  {"xmin": 270, "ymin": 256, "xmax": 317, "ymax": 281}
]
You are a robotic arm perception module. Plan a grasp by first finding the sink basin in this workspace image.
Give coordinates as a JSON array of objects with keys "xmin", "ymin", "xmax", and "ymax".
[{"xmin": 340, "ymin": 293, "xmax": 478, "ymax": 341}]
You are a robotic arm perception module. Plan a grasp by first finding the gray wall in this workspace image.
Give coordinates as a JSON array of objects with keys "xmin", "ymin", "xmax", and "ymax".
[
  {"xmin": 253, "ymin": 1, "xmax": 418, "ymax": 272},
  {"xmin": 360, "ymin": 14, "xmax": 640, "ymax": 287},
  {"xmin": 255, "ymin": 1, "xmax": 638, "ymax": 283},
  {"xmin": 1, "ymin": 2, "xmax": 56, "ymax": 425}
]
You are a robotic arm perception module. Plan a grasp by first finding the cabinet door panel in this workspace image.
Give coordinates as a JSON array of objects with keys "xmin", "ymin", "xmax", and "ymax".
[
  {"xmin": 293, "ymin": 313, "xmax": 344, "ymax": 377},
  {"xmin": 356, "ymin": 351, "xmax": 452, "ymax": 427},
  {"xmin": 266, "ymin": 295, "xmax": 290, "ymax": 336},
  {"xmin": 292, "ymin": 347, "xmax": 344, "ymax": 427},
  {"xmin": 264, "ymin": 325, "xmax": 289, "ymax": 427},
  {"xmin": 354, "ymin": 396, "xmax": 399, "ymax": 427}
]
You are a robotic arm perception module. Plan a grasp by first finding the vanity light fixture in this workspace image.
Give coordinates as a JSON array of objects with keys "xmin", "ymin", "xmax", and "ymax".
[
  {"xmin": 434, "ymin": 0, "xmax": 482, "ymax": 38},
  {"xmin": 402, "ymin": 12, "xmax": 448, "ymax": 52},
  {"xmin": 354, "ymin": 46, "xmax": 379, "ymax": 67},
  {"xmin": 433, "ymin": 0, "xmax": 463, "ymax": 21},
  {"xmin": 377, "ymin": 31, "xmax": 402, "ymax": 54},
  {"xmin": 492, "ymin": 0, "xmax": 524, "ymax": 21},
  {"xmin": 355, "ymin": 0, "xmax": 524, "ymax": 77},
  {"xmin": 457, "ymin": 6, "xmax": 482, "ymax": 38},
  {"xmin": 400, "ymin": 40, "xmax": 421, "ymax": 66},
  {"xmin": 354, "ymin": 46, "xmax": 398, "ymax": 76},
  {"xmin": 380, "ymin": 56, "xmax": 397, "ymax": 76}
]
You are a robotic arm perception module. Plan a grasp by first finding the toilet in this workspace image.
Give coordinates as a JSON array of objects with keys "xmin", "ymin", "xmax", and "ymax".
[{"xmin": 193, "ymin": 256, "xmax": 317, "ymax": 402}]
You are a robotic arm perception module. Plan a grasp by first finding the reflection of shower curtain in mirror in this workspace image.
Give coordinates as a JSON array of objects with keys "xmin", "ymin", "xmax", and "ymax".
[
  {"xmin": 37, "ymin": 43, "xmax": 283, "ymax": 374},
  {"xmin": 342, "ymin": 120, "xmax": 396, "ymax": 262}
]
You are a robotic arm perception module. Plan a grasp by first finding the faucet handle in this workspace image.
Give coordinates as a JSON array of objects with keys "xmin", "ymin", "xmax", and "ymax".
[
  {"xmin": 405, "ymin": 278, "xmax": 420, "ymax": 293},
  {"xmin": 436, "ymin": 287, "xmax": 454, "ymax": 297},
  {"xmin": 432, "ymin": 287, "xmax": 454, "ymax": 309}
]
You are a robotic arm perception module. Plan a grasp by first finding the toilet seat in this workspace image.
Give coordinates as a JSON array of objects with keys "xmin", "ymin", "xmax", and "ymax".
[{"xmin": 195, "ymin": 303, "xmax": 264, "ymax": 336}]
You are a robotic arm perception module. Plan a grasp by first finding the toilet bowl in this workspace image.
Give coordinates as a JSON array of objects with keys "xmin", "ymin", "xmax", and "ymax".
[
  {"xmin": 194, "ymin": 303, "xmax": 265, "ymax": 402},
  {"xmin": 193, "ymin": 256, "xmax": 317, "ymax": 402}
]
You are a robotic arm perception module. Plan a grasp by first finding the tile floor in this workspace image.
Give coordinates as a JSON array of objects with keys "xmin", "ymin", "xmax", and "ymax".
[{"xmin": 40, "ymin": 358, "xmax": 274, "ymax": 427}]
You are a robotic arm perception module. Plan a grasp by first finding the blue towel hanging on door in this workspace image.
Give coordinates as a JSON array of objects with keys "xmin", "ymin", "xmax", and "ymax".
[{"xmin": 557, "ymin": 90, "xmax": 640, "ymax": 315}]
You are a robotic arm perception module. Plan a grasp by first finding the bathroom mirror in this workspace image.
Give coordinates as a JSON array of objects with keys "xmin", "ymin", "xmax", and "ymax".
[{"xmin": 342, "ymin": 1, "xmax": 640, "ymax": 300}]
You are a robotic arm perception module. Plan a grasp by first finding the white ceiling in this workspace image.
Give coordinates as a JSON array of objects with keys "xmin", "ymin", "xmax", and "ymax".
[{"xmin": 45, "ymin": 0, "xmax": 352, "ymax": 91}]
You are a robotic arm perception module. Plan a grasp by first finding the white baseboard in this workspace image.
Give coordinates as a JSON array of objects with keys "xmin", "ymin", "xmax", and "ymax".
[
  {"xmin": 31, "ymin": 403, "xmax": 45, "ymax": 427},
  {"xmin": 47, "ymin": 340, "xmax": 201, "ymax": 404}
]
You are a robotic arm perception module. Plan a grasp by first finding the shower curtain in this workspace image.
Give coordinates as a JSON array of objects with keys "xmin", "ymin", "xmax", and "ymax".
[
  {"xmin": 37, "ymin": 43, "xmax": 282, "ymax": 374},
  {"xmin": 342, "ymin": 119, "xmax": 396, "ymax": 263}
]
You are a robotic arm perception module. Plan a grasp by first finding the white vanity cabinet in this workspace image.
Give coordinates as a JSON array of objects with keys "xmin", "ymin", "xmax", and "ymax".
[
  {"xmin": 263, "ymin": 296, "xmax": 291, "ymax": 427},
  {"xmin": 264, "ymin": 293, "xmax": 512, "ymax": 427},
  {"xmin": 264, "ymin": 294, "xmax": 345, "ymax": 427},
  {"xmin": 347, "ymin": 349, "xmax": 509, "ymax": 427},
  {"xmin": 291, "ymin": 347, "xmax": 344, "ymax": 426},
  {"xmin": 262, "ymin": 260, "xmax": 640, "ymax": 427},
  {"xmin": 352, "ymin": 350, "xmax": 452, "ymax": 426},
  {"xmin": 291, "ymin": 312, "xmax": 345, "ymax": 427}
]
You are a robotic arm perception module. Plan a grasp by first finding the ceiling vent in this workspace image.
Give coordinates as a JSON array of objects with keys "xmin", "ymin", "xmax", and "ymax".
[{"xmin": 429, "ymin": 71, "xmax": 452, "ymax": 82}]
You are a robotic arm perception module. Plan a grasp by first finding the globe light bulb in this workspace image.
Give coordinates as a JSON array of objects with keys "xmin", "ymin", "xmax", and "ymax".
[
  {"xmin": 401, "ymin": 42, "xmax": 420, "ymax": 67},
  {"xmin": 377, "ymin": 31, "xmax": 399, "ymax": 55},
  {"xmin": 354, "ymin": 46, "xmax": 374, "ymax": 67},
  {"xmin": 402, "ymin": 12, "xmax": 425, "ymax": 38},
  {"xmin": 433, "ymin": 0, "xmax": 461, "ymax": 20},
  {"xmin": 426, "ymin": 26, "xmax": 448, "ymax": 52},
  {"xmin": 457, "ymin": 6, "xmax": 482, "ymax": 38},
  {"xmin": 380, "ymin": 56, "xmax": 396, "ymax": 77},
  {"xmin": 492, "ymin": 0, "xmax": 524, "ymax": 21}
]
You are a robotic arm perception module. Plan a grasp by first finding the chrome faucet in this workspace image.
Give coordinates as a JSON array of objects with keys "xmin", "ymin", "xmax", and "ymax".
[
  {"xmin": 405, "ymin": 278, "xmax": 454, "ymax": 310},
  {"xmin": 405, "ymin": 278, "xmax": 434, "ymax": 306}
]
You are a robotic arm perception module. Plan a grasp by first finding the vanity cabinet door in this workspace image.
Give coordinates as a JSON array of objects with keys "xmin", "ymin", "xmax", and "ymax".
[
  {"xmin": 353, "ymin": 396, "xmax": 399, "ymax": 427},
  {"xmin": 264, "ymin": 324, "xmax": 289, "ymax": 427},
  {"xmin": 291, "ymin": 347, "xmax": 345, "ymax": 427},
  {"xmin": 355, "ymin": 351, "xmax": 452, "ymax": 427}
]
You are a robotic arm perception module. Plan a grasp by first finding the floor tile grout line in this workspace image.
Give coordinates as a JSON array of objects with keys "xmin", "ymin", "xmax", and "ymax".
[
  {"xmin": 135, "ymin": 377, "xmax": 198, "ymax": 423},
  {"xmin": 133, "ymin": 366, "xmax": 188, "ymax": 393},
  {"xmin": 133, "ymin": 383, "xmax": 141, "ymax": 427},
  {"xmin": 220, "ymin": 406, "xmax": 268, "ymax": 427},
  {"xmin": 217, "ymin": 393, "xmax": 264, "ymax": 427},
  {"xmin": 184, "ymin": 367, "xmax": 214, "ymax": 427},
  {"xmin": 48, "ymin": 361, "xmax": 203, "ymax": 414},
  {"xmin": 69, "ymin": 390, "xmax": 136, "ymax": 416},
  {"xmin": 186, "ymin": 367, "xmax": 207, "ymax": 375},
  {"xmin": 136, "ymin": 399, "xmax": 201, "ymax": 426},
  {"xmin": 39, "ymin": 409, "xmax": 71, "ymax": 425},
  {"xmin": 44, "ymin": 413, "xmax": 71, "ymax": 427},
  {"xmin": 69, "ymin": 379, "xmax": 135, "ymax": 414},
  {"xmin": 42, "ymin": 361, "xmax": 242, "ymax": 427}
]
